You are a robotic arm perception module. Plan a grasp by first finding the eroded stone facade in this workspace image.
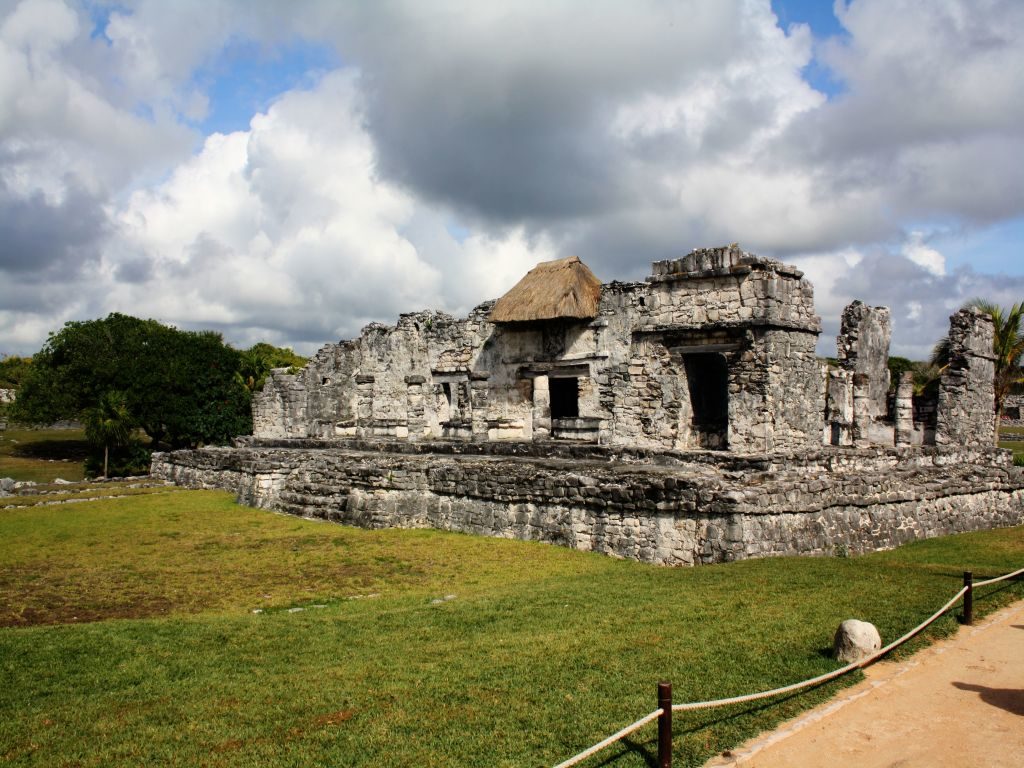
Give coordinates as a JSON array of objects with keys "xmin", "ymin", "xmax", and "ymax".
[
  {"xmin": 152, "ymin": 441, "xmax": 1024, "ymax": 566},
  {"xmin": 153, "ymin": 244, "xmax": 1022, "ymax": 566},
  {"xmin": 254, "ymin": 246, "xmax": 827, "ymax": 453}
]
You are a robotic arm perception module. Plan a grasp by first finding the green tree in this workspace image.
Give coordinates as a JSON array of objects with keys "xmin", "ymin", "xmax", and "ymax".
[
  {"xmin": 85, "ymin": 391, "xmax": 133, "ymax": 478},
  {"xmin": 886, "ymin": 356, "xmax": 916, "ymax": 392},
  {"xmin": 237, "ymin": 343, "xmax": 308, "ymax": 392},
  {"xmin": 931, "ymin": 299, "xmax": 1024, "ymax": 432},
  {"xmin": 0, "ymin": 355, "xmax": 32, "ymax": 390},
  {"xmin": 13, "ymin": 314, "xmax": 252, "ymax": 449}
]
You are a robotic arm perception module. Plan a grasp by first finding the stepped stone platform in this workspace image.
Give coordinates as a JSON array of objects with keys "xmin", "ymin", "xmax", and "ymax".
[{"xmin": 151, "ymin": 438, "xmax": 1024, "ymax": 566}]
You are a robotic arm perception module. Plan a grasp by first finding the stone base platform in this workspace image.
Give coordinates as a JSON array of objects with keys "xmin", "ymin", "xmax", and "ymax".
[{"xmin": 151, "ymin": 438, "xmax": 1024, "ymax": 566}]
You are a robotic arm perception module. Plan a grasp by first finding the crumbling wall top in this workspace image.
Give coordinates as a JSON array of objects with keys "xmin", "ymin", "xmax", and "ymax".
[{"xmin": 648, "ymin": 244, "xmax": 804, "ymax": 283}]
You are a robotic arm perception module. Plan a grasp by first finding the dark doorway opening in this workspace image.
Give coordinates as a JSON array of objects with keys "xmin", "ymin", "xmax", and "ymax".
[
  {"xmin": 549, "ymin": 377, "xmax": 579, "ymax": 419},
  {"xmin": 683, "ymin": 353, "xmax": 729, "ymax": 449}
]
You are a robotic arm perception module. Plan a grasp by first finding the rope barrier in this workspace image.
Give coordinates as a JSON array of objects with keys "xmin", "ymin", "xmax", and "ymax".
[
  {"xmin": 672, "ymin": 585, "xmax": 967, "ymax": 712},
  {"xmin": 552, "ymin": 709, "xmax": 663, "ymax": 768},
  {"xmin": 974, "ymin": 565, "xmax": 1024, "ymax": 587},
  {"xmin": 553, "ymin": 562, "xmax": 1022, "ymax": 767}
]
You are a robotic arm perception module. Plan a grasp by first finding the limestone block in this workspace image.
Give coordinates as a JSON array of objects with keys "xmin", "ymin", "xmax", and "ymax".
[
  {"xmin": 837, "ymin": 301, "xmax": 891, "ymax": 420},
  {"xmin": 833, "ymin": 619, "xmax": 881, "ymax": 663}
]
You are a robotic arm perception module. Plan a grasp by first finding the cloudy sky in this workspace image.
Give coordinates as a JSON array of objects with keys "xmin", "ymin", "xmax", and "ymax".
[{"xmin": 1, "ymin": 0, "xmax": 1022, "ymax": 360}]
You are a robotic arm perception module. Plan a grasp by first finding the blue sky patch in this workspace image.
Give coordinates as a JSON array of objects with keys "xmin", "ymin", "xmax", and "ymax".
[
  {"xmin": 933, "ymin": 216, "xmax": 1024, "ymax": 276},
  {"xmin": 772, "ymin": 0, "xmax": 847, "ymax": 98},
  {"xmin": 191, "ymin": 38, "xmax": 341, "ymax": 135}
]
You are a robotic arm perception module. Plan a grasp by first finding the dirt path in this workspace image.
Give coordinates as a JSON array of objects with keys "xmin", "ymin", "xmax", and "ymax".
[{"xmin": 706, "ymin": 600, "xmax": 1024, "ymax": 768}]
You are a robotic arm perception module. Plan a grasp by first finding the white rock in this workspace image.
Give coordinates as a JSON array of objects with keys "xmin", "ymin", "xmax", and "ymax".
[{"xmin": 834, "ymin": 619, "xmax": 881, "ymax": 663}]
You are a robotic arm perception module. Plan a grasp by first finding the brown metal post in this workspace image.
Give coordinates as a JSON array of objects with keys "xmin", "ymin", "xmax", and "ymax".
[
  {"xmin": 963, "ymin": 571, "xmax": 973, "ymax": 626},
  {"xmin": 657, "ymin": 681, "xmax": 672, "ymax": 768}
]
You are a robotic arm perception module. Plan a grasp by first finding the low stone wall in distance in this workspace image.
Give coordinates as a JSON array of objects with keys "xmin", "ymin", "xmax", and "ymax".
[{"xmin": 152, "ymin": 439, "xmax": 1024, "ymax": 566}]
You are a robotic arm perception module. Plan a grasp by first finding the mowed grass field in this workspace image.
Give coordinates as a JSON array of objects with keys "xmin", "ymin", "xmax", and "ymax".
[{"xmin": 1, "ymin": 484, "xmax": 1023, "ymax": 768}]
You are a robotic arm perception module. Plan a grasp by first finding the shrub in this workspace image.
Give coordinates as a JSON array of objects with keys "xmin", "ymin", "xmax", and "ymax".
[{"xmin": 85, "ymin": 442, "xmax": 152, "ymax": 478}]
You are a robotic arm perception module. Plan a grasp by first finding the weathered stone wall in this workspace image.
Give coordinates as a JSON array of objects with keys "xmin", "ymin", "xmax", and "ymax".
[
  {"xmin": 645, "ymin": 246, "xmax": 819, "ymax": 331},
  {"xmin": 936, "ymin": 308, "xmax": 996, "ymax": 447},
  {"xmin": 152, "ymin": 441, "xmax": 1024, "ymax": 566},
  {"xmin": 640, "ymin": 245, "xmax": 824, "ymax": 452},
  {"xmin": 836, "ymin": 301, "xmax": 891, "ymax": 419},
  {"xmin": 250, "ymin": 245, "xmax": 830, "ymax": 454}
]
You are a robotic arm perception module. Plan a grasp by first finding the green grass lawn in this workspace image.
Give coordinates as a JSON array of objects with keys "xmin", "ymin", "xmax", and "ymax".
[
  {"xmin": 1, "ymin": 488, "xmax": 1022, "ymax": 767},
  {"xmin": 0, "ymin": 427, "xmax": 88, "ymax": 483}
]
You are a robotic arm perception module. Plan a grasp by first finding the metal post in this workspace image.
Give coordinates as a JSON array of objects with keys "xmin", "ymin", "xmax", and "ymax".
[
  {"xmin": 657, "ymin": 681, "xmax": 672, "ymax": 768},
  {"xmin": 963, "ymin": 571, "xmax": 973, "ymax": 626}
]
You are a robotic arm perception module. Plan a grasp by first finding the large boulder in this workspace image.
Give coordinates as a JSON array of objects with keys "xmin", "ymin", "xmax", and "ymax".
[{"xmin": 834, "ymin": 619, "xmax": 881, "ymax": 663}]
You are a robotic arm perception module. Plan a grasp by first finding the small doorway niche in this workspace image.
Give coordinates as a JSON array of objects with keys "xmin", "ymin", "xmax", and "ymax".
[
  {"xmin": 438, "ymin": 382, "xmax": 454, "ymax": 422},
  {"xmin": 683, "ymin": 353, "xmax": 729, "ymax": 448},
  {"xmin": 549, "ymin": 377, "xmax": 579, "ymax": 419}
]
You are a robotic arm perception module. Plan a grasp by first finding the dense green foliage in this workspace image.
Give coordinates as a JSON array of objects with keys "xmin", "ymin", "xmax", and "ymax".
[
  {"xmin": 1, "ymin": 488, "xmax": 1022, "ymax": 766},
  {"xmin": 12, "ymin": 313, "xmax": 252, "ymax": 450},
  {"xmin": 0, "ymin": 355, "xmax": 31, "ymax": 390},
  {"xmin": 886, "ymin": 355, "xmax": 915, "ymax": 389},
  {"xmin": 238, "ymin": 342, "xmax": 308, "ymax": 392}
]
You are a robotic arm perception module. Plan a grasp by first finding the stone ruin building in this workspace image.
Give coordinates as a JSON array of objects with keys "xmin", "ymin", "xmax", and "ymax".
[{"xmin": 154, "ymin": 245, "xmax": 1024, "ymax": 566}]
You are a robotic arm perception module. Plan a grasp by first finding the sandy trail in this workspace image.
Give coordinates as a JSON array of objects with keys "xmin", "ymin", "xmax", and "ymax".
[{"xmin": 705, "ymin": 600, "xmax": 1024, "ymax": 768}]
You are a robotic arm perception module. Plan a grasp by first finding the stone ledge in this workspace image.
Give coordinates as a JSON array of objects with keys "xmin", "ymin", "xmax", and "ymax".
[{"xmin": 152, "ymin": 442, "xmax": 1024, "ymax": 567}]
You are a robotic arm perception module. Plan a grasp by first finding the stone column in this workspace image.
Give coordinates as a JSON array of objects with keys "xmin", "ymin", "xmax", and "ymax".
[
  {"xmin": 532, "ymin": 374, "xmax": 551, "ymax": 439},
  {"xmin": 355, "ymin": 374, "xmax": 375, "ymax": 437},
  {"xmin": 826, "ymin": 368, "xmax": 854, "ymax": 446},
  {"xmin": 470, "ymin": 371, "xmax": 490, "ymax": 441},
  {"xmin": 837, "ymin": 301, "xmax": 892, "ymax": 420},
  {"xmin": 936, "ymin": 308, "xmax": 996, "ymax": 447},
  {"xmin": 894, "ymin": 371, "xmax": 914, "ymax": 445},
  {"xmin": 851, "ymin": 373, "xmax": 872, "ymax": 446},
  {"xmin": 405, "ymin": 375, "xmax": 426, "ymax": 440}
]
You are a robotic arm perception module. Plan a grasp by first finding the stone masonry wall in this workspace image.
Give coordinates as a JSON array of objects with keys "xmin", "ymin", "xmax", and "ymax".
[
  {"xmin": 249, "ymin": 245, "xmax": 830, "ymax": 454},
  {"xmin": 936, "ymin": 308, "xmax": 996, "ymax": 447},
  {"xmin": 645, "ymin": 246, "xmax": 820, "ymax": 332},
  {"xmin": 836, "ymin": 301, "xmax": 891, "ymax": 420},
  {"xmin": 153, "ymin": 442, "xmax": 1024, "ymax": 566}
]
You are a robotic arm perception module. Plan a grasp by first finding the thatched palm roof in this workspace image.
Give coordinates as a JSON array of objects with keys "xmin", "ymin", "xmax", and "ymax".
[{"xmin": 489, "ymin": 256, "xmax": 602, "ymax": 323}]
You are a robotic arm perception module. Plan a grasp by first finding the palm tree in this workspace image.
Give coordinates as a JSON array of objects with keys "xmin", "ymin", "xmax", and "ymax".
[
  {"xmin": 85, "ymin": 391, "xmax": 133, "ymax": 478},
  {"xmin": 931, "ymin": 299, "xmax": 1024, "ymax": 435}
]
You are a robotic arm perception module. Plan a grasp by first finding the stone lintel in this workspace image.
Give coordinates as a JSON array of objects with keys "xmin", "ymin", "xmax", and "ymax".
[
  {"xmin": 637, "ymin": 319, "xmax": 821, "ymax": 336},
  {"xmin": 668, "ymin": 342, "xmax": 744, "ymax": 355}
]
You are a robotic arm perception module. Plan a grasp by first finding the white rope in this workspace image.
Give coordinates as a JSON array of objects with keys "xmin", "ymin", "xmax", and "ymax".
[
  {"xmin": 974, "ymin": 565, "xmax": 1024, "ymax": 587},
  {"xmin": 552, "ymin": 709, "xmax": 663, "ymax": 768},
  {"xmin": 672, "ymin": 586, "xmax": 969, "ymax": 712}
]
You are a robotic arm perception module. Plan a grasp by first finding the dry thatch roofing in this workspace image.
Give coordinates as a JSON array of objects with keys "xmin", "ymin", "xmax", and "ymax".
[{"xmin": 489, "ymin": 255, "xmax": 602, "ymax": 323}]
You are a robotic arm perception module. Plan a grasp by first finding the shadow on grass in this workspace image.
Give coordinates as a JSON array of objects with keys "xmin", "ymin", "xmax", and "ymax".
[
  {"xmin": 9, "ymin": 438, "xmax": 90, "ymax": 462},
  {"xmin": 595, "ymin": 737, "xmax": 659, "ymax": 767}
]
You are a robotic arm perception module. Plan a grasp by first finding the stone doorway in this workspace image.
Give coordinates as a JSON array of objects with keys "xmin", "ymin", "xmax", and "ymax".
[
  {"xmin": 549, "ymin": 376, "xmax": 579, "ymax": 419},
  {"xmin": 683, "ymin": 353, "xmax": 729, "ymax": 449}
]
